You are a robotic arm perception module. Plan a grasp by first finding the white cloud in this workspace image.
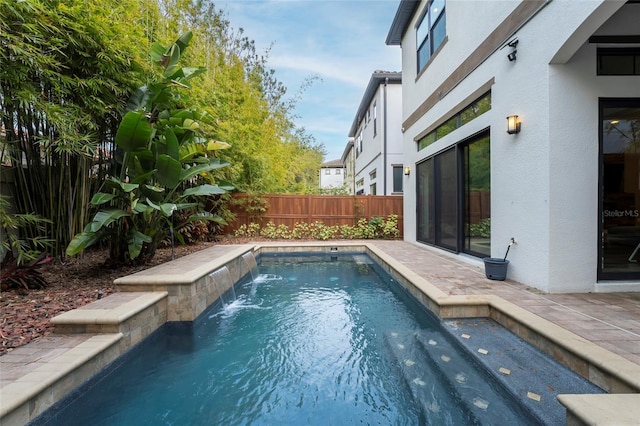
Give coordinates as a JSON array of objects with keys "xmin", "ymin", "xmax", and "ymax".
[{"xmin": 216, "ymin": 0, "xmax": 401, "ymax": 161}]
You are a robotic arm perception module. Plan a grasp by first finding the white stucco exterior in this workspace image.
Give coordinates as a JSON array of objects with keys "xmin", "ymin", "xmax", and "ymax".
[
  {"xmin": 390, "ymin": 0, "xmax": 640, "ymax": 293},
  {"xmin": 349, "ymin": 72, "xmax": 404, "ymax": 196},
  {"xmin": 319, "ymin": 159, "xmax": 345, "ymax": 190},
  {"xmin": 341, "ymin": 139, "xmax": 356, "ymax": 194}
]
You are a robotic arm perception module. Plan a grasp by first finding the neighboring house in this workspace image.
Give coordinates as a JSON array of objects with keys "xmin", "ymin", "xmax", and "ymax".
[
  {"xmin": 348, "ymin": 71, "xmax": 404, "ymax": 196},
  {"xmin": 318, "ymin": 159, "xmax": 345, "ymax": 190},
  {"xmin": 341, "ymin": 138, "xmax": 355, "ymax": 195},
  {"xmin": 387, "ymin": 0, "xmax": 640, "ymax": 293}
]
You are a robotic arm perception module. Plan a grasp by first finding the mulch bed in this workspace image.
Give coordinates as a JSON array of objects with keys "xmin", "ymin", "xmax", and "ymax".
[{"xmin": 0, "ymin": 241, "xmax": 222, "ymax": 356}]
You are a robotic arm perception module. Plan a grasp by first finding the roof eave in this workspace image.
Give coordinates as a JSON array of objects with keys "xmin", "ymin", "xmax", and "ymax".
[
  {"xmin": 386, "ymin": 0, "xmax": 421, "ymax": 46},
  {"xmin": 348, "ymin": 71, "xmax": 402, "ymax": 137}
]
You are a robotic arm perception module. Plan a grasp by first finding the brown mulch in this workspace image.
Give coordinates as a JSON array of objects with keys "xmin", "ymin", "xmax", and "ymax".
[{"xmin": 0, "ymin": 240, "xmax": 230, "ymax": 356}]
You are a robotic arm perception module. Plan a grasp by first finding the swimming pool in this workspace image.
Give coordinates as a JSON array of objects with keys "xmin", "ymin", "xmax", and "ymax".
[{"xmin": 32, "ymin": 252, "xmax": 601, "ymax": 425}]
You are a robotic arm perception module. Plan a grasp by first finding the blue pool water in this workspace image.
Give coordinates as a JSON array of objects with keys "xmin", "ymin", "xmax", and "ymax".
[{"xmin": 34, "ymin": 253, "xmax": 597, "ymax": 425}]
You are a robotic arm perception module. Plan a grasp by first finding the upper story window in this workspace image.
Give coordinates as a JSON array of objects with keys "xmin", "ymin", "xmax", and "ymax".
[
  {"xmin": 598, "ymin": 48, "xmax": 640, "ymax": 75},
  {"xmin": 335, "ymin": 169, "xmax": 341, "ymax": 175},
  {"xmin": 324, "ymin": 169, "xmax": 331, "ymax": 175},
  {"xmin": 417, "ymin": 0, "xmax": 446, "ymax": 73},
  {"xmin": 418, "ymin": 91, "xmax": 491, "ymax": 151},
  {"xmin": 373, "ymin": 102, "xmax": 378, "ymax": 136}
]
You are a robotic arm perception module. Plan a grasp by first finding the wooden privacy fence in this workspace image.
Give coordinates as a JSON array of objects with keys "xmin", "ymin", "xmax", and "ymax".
[
  {"xmin": 223, "ymin": 194, "xmax": 404, "ymax": 237},
  {"xmin": 469, "ymin": 191, "xmax": 490, "ymax": 224}
]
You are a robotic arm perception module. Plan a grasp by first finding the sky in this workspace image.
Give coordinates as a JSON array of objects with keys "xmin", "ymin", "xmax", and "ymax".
[{"xmin": 215, "ymin": 0, "xmax": 401, "ymax": 162}]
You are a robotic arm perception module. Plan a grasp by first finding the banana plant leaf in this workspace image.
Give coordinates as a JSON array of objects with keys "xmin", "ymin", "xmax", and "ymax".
[
  {"xmin": 159, "ymin": 203, "xmax": 177, "ymax": 217},
  {"xmin": 130, "ymin": 150, "xmax": 155, "ymax": 176},
  {"xmin": 115, "ymin": 111, "xmax": 152, "ymax": 153},
  {"xmin": 105, "ymin": 177, "xmax": 138, "ymax": 193},
  {"xmin": 128, "ymin": 230, "xmax": 153, "ymax": 260},
  {"xmin": 87, "ymin": 209, "xmax": 130, "ymax": 232},
  {"xmin": 182, "ymin": 184, "xmax": 227, "ymax": 197},
  {"xmin": 131, "ymin": 169, "xmax": 157, "ymax": 185},
  {"xmin": 132, "ymin": 201, "xmax": 150, "ymax": 214},
  {"xmin": 181, "ymin": 118, "xmax": 199, "ymax": 131},
  {"xmin": 164, "ymin": 128, "xmax": 180, "ymax": 161},
  {"xmin": 181, "ymin": 160, "xmax": 230, "ymax": 181},
  {"xmin": 155, "ymin": 154, "xmax": 182, "ymax": 188},
  {"xmin": 126, "ymin": 85, "xmax": 152, "ymax": 112},
  {"xmin": 187, "ymin": 211, "xmax": 227, "ymax": 224},
  {"xmin": 174, "ymin": 31, "xmax": 193, "ymax": 53},
  {"xmin": 65, "ymin": 229, "xmax": 109, "ymax": 256},
  {"xmin": 90, "ymin": 193, "xmax": 116, "ymax": 205},
  {"xmin": 207, "ymin": 140, "xmax": 231, "ymax": 151},
  {"xmin": 150, "ymin": 41, "xmax": 168, "ymax": 64},
  {"xmin": 163, "ymin": 44, "xmax": 181, "ymax": 78}
]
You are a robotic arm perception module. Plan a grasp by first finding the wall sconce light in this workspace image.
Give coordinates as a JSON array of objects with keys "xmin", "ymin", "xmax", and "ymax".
[
  {"xmin": 404, "ymin": 166, "xmax": 411, "ymax": 176},
  {"xmin": 506, "ymin": 38, "xmax": 518, "ymax": 62},
  {"xmin": 506, "ymin": 115, "xmax": 521, "ymax": 134}
]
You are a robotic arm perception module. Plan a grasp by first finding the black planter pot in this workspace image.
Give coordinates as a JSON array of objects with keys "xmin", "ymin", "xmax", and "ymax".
[{"xmin": 483, "ymin": 257, "xmax": 509, "ymax": 281}]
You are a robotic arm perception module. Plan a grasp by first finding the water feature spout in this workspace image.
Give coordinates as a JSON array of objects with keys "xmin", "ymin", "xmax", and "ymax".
[
  {"xmin": 241, "ymin": 252, "xmax": 260, "ymax": 296},
  {"xmin": 208, "ymin": 266, "xmax": 236, "ymax": 307}
]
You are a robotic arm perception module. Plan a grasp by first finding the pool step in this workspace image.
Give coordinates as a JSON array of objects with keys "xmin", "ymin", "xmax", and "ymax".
[
  {"xmin": 442, "ymin": 319, "xmax": 605, "ymax": 426},
  {"xmin": 414, "ymin": 330, "xmax": 540, "ymax": 425},
  {"xmin": 384, "ymin": 332, "xmax": 477, "ymax": 425}
]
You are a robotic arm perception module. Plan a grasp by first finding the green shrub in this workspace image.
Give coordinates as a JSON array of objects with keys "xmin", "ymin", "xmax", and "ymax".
[
  {"xmin": 470, "ymin": 218, "xmax": 491, "ymax": 238},
  {"xmin": 232, "ymin": 214, "xmax": 400, "ymax": 241}
]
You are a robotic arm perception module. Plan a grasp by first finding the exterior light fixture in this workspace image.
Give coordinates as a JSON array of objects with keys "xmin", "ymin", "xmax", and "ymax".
[
  {"xmin": 506, "ymin": 38, "xmax": 518, "ymax": 62},
  {"xmin": 506, "ymin": 115, "xmax": 521, "ymax": 134},
  {"xmin": 404, "ymin": 166, "xmax": 411, "ymax": 176}
]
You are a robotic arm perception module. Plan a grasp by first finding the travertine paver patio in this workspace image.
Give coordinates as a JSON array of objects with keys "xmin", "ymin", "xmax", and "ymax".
[{"xmin": 372, "ymin": 240, "xmax": 640, "ymax": 366}]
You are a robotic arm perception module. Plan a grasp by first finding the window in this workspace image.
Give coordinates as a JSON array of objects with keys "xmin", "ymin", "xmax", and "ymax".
[
  {"xmin": 370, "ymin": 183, "xmax": 377, "ymax": 195},
  {"xmin": 393, "ymin": 166, "xmax": 403, "ymax": 193},
  {"xmin": 598, "ymin": 48, "xmax": 640, "ymax": 75},
  {"xmin": 416, "ymin": 0, "xmax": 446, "ymax": 73},
  {"xmin": 356, "ymin": 178, "xmax": 364, "ymax": 187},
  {"xmin": 325, "ymin": 169, "xmax": 331, "ymax": 175},
  {"xmin": 335, "ymin": 169, "xmax": 341, "ymax": 175},
  {"xmin": 418, "ymin": 92, "xmax": 491, "ymax": 151},
  {"xmin": 373, "ymin": 102, "xmax": 378, "ymax": 136},
  {"xmin": 370, "ymin": 169, "xmax": 377, "ymax": 179}
]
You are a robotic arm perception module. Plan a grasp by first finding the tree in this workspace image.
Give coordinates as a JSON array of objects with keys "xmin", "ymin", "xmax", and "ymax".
[
  {"xmin": 66, "ymin": 32, "xmax": 232, "ymax": 264},
  {"xmin": 154, "ymin": 0, "xmax": 325, "ymax": 194},
  {"xmin": 0, "ymin": 0, "xmax": 153, "ymax": 256}
]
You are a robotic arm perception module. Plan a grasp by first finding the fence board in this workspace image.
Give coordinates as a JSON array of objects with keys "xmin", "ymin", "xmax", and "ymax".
[{"xmin": 223, "ymin": 194, "xmax": 403, "ymax": 237}]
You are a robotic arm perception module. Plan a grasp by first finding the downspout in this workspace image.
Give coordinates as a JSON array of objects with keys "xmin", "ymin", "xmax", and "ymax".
[{"xmin": 383, "ymin": 77, "xmax": 388, "ymax": 195}]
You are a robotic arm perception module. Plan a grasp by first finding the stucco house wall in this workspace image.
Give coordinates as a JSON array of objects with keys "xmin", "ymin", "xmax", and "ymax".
[
  {"xmin": 350, "ymin": 72, "xmax": 404, "ymax": 195},
  {"xmin": 319, "ymin": 160, "xmax": 345, "ymax": 190},
  {"xmin": 391, "ymin": 0, "xmax": 640, "ymax": 293}
]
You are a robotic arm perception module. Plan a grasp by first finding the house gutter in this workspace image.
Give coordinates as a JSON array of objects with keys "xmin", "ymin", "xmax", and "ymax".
[{"xmin": 383, "ymin": 77, "xmax": 388, "ymax": 195}]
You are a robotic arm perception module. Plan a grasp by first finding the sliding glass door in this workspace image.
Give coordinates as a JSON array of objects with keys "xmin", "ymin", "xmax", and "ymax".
[
  {"xmin": 463, "ymin": 134, "xmax": 491, "ymax": 257},
  {"xmin": 416, "ymin": 130, "xmax": 490, "ymax": 257},
  {"xmin": 600, "ymin": 98, "xmax": 640, "ymax": 279}
]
